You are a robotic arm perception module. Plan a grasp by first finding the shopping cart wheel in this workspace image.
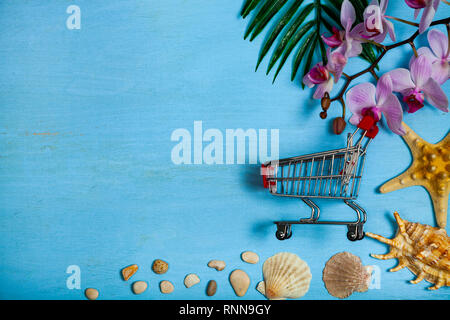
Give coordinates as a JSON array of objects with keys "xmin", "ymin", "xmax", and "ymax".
[
  {"xmin": 275, "ymin": 224, "xmax": 292, "ymax": 240},
  {"xmin": 346, "ymin": 225, "xmax": 358, "ymax": 241},
  {"xmin": 347, "ymin": 224, "xmax": 364, "ymax": 241},
  {"xmin": 347, "ymin": 230, "xmax": 357, "ymax": 241}
]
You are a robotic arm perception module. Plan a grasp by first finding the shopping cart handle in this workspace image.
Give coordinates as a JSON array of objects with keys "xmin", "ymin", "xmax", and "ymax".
[
  {"xmin": 261, "ymin": 164, "xmax": 270, "ymax": 188},
  {"xmin": 261, "ymin": 164, "xmax": 276, "ymax": 189},
  {"xmin": 357, "ymin": 115, "xmax": 376, "ymax": 131}
]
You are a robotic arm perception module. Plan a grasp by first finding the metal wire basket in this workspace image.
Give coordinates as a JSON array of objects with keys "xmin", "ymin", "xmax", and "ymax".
[{"xmin": 262, "ymin": 116, "xmax": 378, "ymax": 241}]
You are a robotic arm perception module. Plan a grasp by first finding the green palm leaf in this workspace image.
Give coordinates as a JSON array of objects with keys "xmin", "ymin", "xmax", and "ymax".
[
  {"xmin": 271, "ymin": 20, "xmax": 315, "ymax": 82},
  {"xmin": 266, "ymin": 4, "xmax": 314, "ymax": 74},
  {"xmin": 291, "ymin": 31, "xmax": 317, "ymax": 82},
  {"xmin": 255, "ymin": 0, "xmax": 305, "ymax": 71},
  {"xmin": 240, "ymin": 0, "xmax": 379, "ymax": 86}
]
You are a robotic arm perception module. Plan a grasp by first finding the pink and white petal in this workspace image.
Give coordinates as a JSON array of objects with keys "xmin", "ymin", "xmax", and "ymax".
[
  {"xmin": 418, "ymin": 3, "xmax": 436, "ymax": 34},
  {"xmin": 432, "ymin": 0, "xmax": 441, "ymax": 10},
  {"xmin": 384, "ymin": 68, "xmax": 414, "ymax": 92},
  {"xmin": 380, "ymin": 0, "xmax": 388, "ymax": 14},
  {"xmin": 428, "ymin": 29, "xmax": 447, "ymax": 59},
  {"xmin": 376, "ymin": 73, "xmax": 393, "ymax": 105},
  {"xmin": 346, "ymin": 82, "xmax": 377, "ymax": 115},
  {"xmin": 312, "ymin": 77, "xmax": 334, "ymax": 100},
  {"xmin": 347, "ymin": 39, "xmax": 363, "ymax": 57},
  {"xmin": 371, "ymin": 28, "xmax": 388, "ymax": 43},
  {"xmin": 303, "ymin": 73, "xmax": 315, "ymax": 88},
  {"xmin": 410, "ymin": 55, "xmax": 432, "ymax": 87},
  {"xmin": 378, "ymin": 93, "xmax": 405, "ymax": 135},
  {"xmin": 349, "ymin": 114, "xmax": 362, "ymax": 126},
  {"xmin": 417, "ymin": 46, "xmax": 437, "ymax": 61},
  {"xmin": 341, "ymin": 0, "xmax": 356, "ymax": 30},
  {"xmin": 414, "ymin": 9, "xmax": 420, "ymax": 20},
  {"xmin": 431, "ymin": 60, "xmax": 450, "ymax": 85},
  {"xmin": 384, "ymin": 19, "xmax": 396, "ymax": 42},
  {"xmin": 422, "ymin": 78, "xmax": 449, "ymax": 112},
  {"xmin": 349, "ymin": 23, "xmax": 366, "ymax": 42}
]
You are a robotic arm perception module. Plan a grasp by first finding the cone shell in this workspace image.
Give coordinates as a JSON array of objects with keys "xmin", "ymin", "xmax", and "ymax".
[
  {"xmin": 262, "ymin": 252, "xmax": 311, "ymax": 300},
  {"xmin": 322, "ymin": 252, "xmax": 371, "ymax": 299}
]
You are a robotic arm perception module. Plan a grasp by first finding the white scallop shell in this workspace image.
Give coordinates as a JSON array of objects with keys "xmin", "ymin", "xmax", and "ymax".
[
  {"xmin": 262, "ymin": 252, "xmax": 312, "ymax": 300},
  {"xmin": 322, "ymin": 252, "xmax": 371, "ymax": 299}
]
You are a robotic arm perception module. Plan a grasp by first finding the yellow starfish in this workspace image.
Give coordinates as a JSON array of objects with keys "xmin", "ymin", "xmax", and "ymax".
[{"xmin": 379, "ymin": 122, "xmax": 450, "ymax": 228}]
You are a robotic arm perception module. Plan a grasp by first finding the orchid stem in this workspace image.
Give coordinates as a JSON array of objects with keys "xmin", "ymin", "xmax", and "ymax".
[
  {"xmin": 339, "ymin": 97, "xmax": 346, "ymax": 118},
  {"xmin": 385, "ymin": 15, "xmax": 420, "ymax": 27},
  {"xmin": 363, "ymin": 39, "xmax": 386, "ymax": 50},
  {"xmin": 370, "ymin": 69, "xmax": 379, "ymax": 80},
  {"xmin": 441, "ymin": 0, "xmax": 450, "ymax": 5},
  {"xmin": 409, "ymin": 41, "xmax": 418, "ymax": 57}
]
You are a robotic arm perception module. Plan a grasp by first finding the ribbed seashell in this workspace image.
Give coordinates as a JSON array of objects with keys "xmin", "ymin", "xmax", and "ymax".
[
  {"xmin": 322, "ymin": 252, "xmax": 372, "ymax": 299},
  {"xmin": 262, "ymin": 252, "xmax": 311, "ymax": 300},
  {"xmin": 367, "ymin": 211, "xmax": 450, "ymax": 290}
]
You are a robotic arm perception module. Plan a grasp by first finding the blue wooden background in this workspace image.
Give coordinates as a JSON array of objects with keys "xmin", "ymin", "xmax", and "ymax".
[{"xmin": 0, "ymin": 0, "xmax": 448, "ymax": 300}]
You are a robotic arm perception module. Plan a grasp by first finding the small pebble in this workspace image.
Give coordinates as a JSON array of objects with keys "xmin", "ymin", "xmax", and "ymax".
[
  {"xmin": 121, "ymin": 264, "xmax": 138, "ymax": 281},
  {"xmin": 207, "ymin": 260, "xmax": 226, "ymax": 271},
  {"xmin": 85, "ymin": 288, "xmax": 99, "ymax": 300},
  {"xmin": 184, "ymin": 273, "xmax": 200, "ymax": 288},
  {"xmin": 229, "ymin": 269, "xmax": 250, "ymax": 297},
  {"xmin": 207, "ymin": 280, "xmax": 217, "ymax": 297},
  {"xmin": 160, "ymin": 280, "xmax": 174, "ymax": 294},
  {"xmin": 132, "ymin": 281, "xmax": 148, "ymax": 295},
  {"xmin": 152, "ymin": 259, "xmax": 169, "ymax": 274},
  {"xmin": 241, "ymin": 251, "xmax": 259, "ymax": 264}
]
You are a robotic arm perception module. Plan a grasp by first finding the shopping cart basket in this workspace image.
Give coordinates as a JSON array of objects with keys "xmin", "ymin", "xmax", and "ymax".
[{"xmin": 261, "ymin": 115, "xmax": 379, "ymax": 241}]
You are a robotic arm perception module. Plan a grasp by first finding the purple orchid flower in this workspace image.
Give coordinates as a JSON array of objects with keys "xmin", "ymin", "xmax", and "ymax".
[
  {"xmin": 405, "ymin": 0, "xmax": 440, "ymax": 34},
  {"xmin": 346, "ymin": 74, "xmax": 405, "ymax": 135},
  {"xmin": 385, "ymin": 55, "xmax": 449, "ymax": 113},
  {"xmin": 303, "ymin": 50, "xmax": 347, "ymax": 99},
  {"xmin": 415, "ymin": 29, "xmax": 450, "ymax": 85},
  {"xmin": 354, "ymin": 0, "xmax": 396, "ymax": 43},
  {"xmin": 322, "ymin": 26, "xmax": 344, "ymax": 48},
  {"xmin": 322, "ymin": 0, "xmax": 362, "ymax": 58},
  {"xmin": 303, "ymin": 63, "xmax": 333, "ymax": 100}
]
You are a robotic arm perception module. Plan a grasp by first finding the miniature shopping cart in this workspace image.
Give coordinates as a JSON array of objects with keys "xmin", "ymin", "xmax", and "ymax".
[{"xmin": 261, "ymin": 115, "xmax": 379, "ymax": 241}]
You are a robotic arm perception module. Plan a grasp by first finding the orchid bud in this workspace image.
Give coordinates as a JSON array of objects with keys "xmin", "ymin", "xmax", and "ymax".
[
  {"xmin": 332, "ymin": 117, "xmax": 346, "ymax": 135},
  {"xmin": 320, "ymin": 111, "xmax": 328, "ymax": 119},
  {"xmin": 404, "ymin": 0, "xmax": 428, "ymax": 9},
  {"xmin": 321, "ymin": 92, "xmax": 331, "ymax": 111}
]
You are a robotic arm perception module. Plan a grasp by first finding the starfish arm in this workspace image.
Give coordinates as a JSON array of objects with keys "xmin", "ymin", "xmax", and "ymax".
[
  {"xmin": 379, "ymin": 169, "xmax": 420, "ymax": 193},
  {"xmin": 400, "ymin": 122, "xmax": 423, "ymax": 158},
  {"xmin": 430, "ymin": 190, "xmax": 449, "ymax": 228}
]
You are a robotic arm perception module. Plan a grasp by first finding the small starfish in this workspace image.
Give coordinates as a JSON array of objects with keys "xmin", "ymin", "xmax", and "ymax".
[{"xmin": 379, "ymin": 122, "xmax": 450, "ymax": 228}]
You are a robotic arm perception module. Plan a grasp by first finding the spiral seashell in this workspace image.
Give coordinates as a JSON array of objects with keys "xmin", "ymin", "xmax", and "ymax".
[
  {"xmin": 262, "ymin": 252, "xmax": 311, "ymax": 300},
  {"xmin": 322, "ymin": 252, "xmax": 371, "ymax": 299},
  {"xmin": 367, "ymin": 211, "xmax": 450, "ymax": 290}
]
